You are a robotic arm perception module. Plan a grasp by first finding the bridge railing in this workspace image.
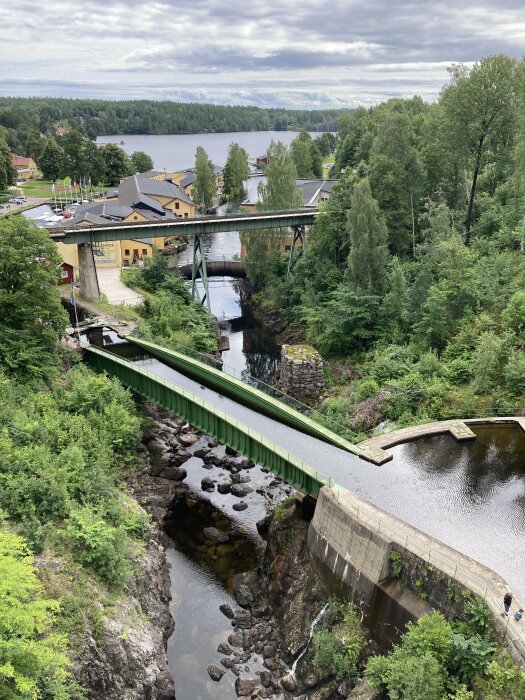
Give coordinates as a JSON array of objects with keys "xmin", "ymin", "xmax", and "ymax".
[
  {"xmin": 130, "ymin": 330, "xmax": 355, "ymax": 442},
  {"xmin": 85, "ymin": 345, "xmax": 329, "ymax": 497}
]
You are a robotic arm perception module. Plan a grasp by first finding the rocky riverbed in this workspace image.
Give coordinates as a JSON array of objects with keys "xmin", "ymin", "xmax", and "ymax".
[{"xmin": 101, "ymin": 401, "xmax": 380, "ymax": 700}]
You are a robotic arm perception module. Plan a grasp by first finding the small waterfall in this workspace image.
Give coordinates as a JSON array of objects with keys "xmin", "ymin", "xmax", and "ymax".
[{"xmin": 290, "ymin": 602, "xmax": 330, "ymax": 678}]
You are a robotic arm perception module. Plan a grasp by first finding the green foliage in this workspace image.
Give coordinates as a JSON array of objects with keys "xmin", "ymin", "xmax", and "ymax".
[
  {"xmin": 389, "ymin": 550, "xmax": 403, "ymax": 578},
  {"xmin": 37, "ymin": 137, "xmax": 64, "ymax": 181},
  {"xmin": 0, "ymin": 138, "xmax": 16, "ymax": 191},
  {"xmin": 0, "ymin": 531, "xmax": 73, "ymax": 699},
  {"xmin": 122, "ymin": 260, "xmax": 216, "ymax": 352},
  {"xmin": 473, "ymin": 651, "xmax": 525, "ymax": 699},
  {"xmin": 222, "ymin": 142, "xmax": 250, "ymax": 201},
  {"xmin": 0, "ymin": 367, "xmax": 142, "ymax": 590},
  {"xmin": 347, "ymin": 177, "xmax": 389, "ymax": 295},
  {"xmin": 193, "ymin": 146, "xmax": 217, "ymax": 210},
  {"xmin": 99, "ymin": 143, "xmax": 131, "ymax": 185},
  {"xmin": 130, "ymin": 150, "xmax": 154, "ymax": 173},
  {"xmin": 313, "ymin": 599, "xmax": 365, "ymax": 680},
  {"xmin": 258, "ymin": 141, "xmax": 303, "ymax": 211},
  {"xmin": 65, "ymin": 507, "xmax": 129, "ymax": 588},
  {"xmin": 0, "ymin": 217, "xmax": 68, "ymax": 380}
]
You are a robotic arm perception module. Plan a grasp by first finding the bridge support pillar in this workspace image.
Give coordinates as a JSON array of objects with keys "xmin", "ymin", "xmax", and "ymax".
[
  {"xmin": 191, "ymin": 234, "xmax": 211, "ymax": 313},
  {"xmin": 78, "ymin": 243, "xmax": 101, "ymax": 302},
  {"xmin": 287, "ymin": 225, "xmax": 307, "ymax": 276}
]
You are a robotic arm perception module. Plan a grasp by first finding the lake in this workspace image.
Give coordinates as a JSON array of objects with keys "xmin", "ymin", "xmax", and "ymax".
[{"xmin": 96, "ymin": 130, "xmax": 313, "ymax": 171}]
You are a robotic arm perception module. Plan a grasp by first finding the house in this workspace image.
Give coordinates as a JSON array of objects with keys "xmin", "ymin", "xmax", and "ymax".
[
  {"xmin": 241, "ymin": 175, "xmax": 335, "ymax": 211},
  {"xmin": 55, "ymin": 125, "xmax": 67, "ymax": 137},
  {"xmin": 11, "ymin": 155, "xmax": 38, "ymax": 179},
  {"xmin": 118, "ymin": 173, "xmax": 196, "ymax": 218}
]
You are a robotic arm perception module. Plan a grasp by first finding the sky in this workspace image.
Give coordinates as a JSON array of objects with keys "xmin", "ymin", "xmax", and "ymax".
[{"xmin": 1, "ymin": 0, "xmax": 524, "ymax": 109}]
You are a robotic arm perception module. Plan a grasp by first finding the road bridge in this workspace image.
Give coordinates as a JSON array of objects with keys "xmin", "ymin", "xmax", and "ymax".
[{"xmin": 50, "ymin": 209, "xmax": 317, "ymax": 307}]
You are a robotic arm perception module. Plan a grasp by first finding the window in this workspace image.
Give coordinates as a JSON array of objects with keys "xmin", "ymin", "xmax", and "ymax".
[
  {"xmin": 184, "ymin": 213, "xmax": 189, "ymax": 218},
  {"xmin": 142, "ymin": 249, "xmax": 148, "ymax": 256},
  {"xmin": 175, "ymin": 202, "xmax": 180, "ymax": 210},
  {"xmin": 124, "ymin": 249, "xmax": 130, "ymax": 256},
  {"xmin": 60, "ymin": 269, "xmax": 69, "ymax": 279}
]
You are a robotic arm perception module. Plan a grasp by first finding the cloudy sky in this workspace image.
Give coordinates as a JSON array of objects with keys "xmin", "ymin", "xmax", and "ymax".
[{"xmin": 1, "ymin": 0, "xmax": 524, "ymax": 109}]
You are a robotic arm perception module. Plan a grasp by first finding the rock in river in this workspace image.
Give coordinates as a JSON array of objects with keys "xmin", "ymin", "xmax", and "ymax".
[
  {"xmin": 207, "ymin": 665, "xmax": 224, "ymax": 682},
  {"xmin": 231, "ymin": 484, "xmax": 254, "ymax": 498}
]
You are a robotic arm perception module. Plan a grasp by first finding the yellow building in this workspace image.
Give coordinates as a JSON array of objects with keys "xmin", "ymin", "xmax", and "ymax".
[
  {"xmin": 118, "ymin": 174, "xmax": 196, "ymax": 218},
  {"xmin": 12, "ymin": 155, "xmax": 38, "ymax": 179}
]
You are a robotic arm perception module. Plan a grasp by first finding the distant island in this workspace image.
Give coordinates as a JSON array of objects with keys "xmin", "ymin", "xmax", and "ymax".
[{"xmin": 0, "ymin": 97, "xmax": 342, "ymax": 137}]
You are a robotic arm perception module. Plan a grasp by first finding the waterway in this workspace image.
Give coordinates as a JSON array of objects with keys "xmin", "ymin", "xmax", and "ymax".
[{"xmin": 96, "ymin": 130, "xmax": 311, "ymax": 172}]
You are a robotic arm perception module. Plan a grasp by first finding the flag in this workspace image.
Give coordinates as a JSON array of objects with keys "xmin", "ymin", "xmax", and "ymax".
[
  {"xmin": 88, "ymin": 177, "xmax": 92, "ymax": 187},
  {"xmin": 51, "ymin": 182, "xmax": 55, "ymax": 193},
  {"xmin": 82, "ymin": 177, "xmax": 86, "ymax": 189},
  {"xmin": 68, "ymin": 183, "xmax": 72, "ymax": 192},
  {"xmin": 57, "ymin": 183, "xmax": 61, "ymax": 193},
  {"xmin": 70, "ymin": 286, "xmax": 76, "ymax": 306},
  {"xmin": 73, "ymin": 179, "xmax": 77, "ymax": 190}
]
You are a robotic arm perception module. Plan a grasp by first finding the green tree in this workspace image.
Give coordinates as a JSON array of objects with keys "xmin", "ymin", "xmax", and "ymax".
[
  {"xmin": 0, "ymin": 532, "xmax": 72, "ymax": 700},
  {"xmin": 37, "ymin": 138, "xmax": 64, "ymax": 181},
  {"xmin": 257, "ymin": 141, "xmax": 302, "ymax": 210},
  {"xmin": 222, "ymin": 142, "xmax": 249, "ymax": 201},
  {"xmin": 193, "ymin": 146, "xmax": 216, "ymax": 211},
  {"xmin": 0, "ymin": 217, "xmax": 67, "ymax": 379},
  {"xmin": 130, "ymin": 150, "xmax": 154, "ymax": 173},
  {"xmin": 60, "ymin": 130, "xmax": 86, "ymax": 182},
  {"xmin": 347, "ymin": 177, "xmax": 389, "ymax": 294},
  {"xmin": 0, "ymin": 139, "xmax": 16, "ymax": 191},
  {"xmin": 441, "ymin": 55, "xmax": 520, "ymax": 244},
  {"xmin": 100, "ymin": 143, "xmax": 130, "ymax": 186},
  {"xmin": 82, "ymin": 140, "xmax": 106, "ymax": 185}
]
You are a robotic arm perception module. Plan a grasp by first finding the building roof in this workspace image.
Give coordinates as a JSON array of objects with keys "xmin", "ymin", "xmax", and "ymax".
[
  {"xmin": 12, "ymin": 155, "xmax": 34, "ymax": 168},
  {"xmin": 74, "ymin": 201, "xmax": 134, "ymax": 219},
  {"xmin": 119, "ymin": 173, "xmax": 194, "ymax": 207},
  {"xmin": 143, "ymin": 170, "xmax": 163, "ymax": 178},
  {"xmin": 180, "ymin": 171, "xmax": 196, "ymax": 188}
]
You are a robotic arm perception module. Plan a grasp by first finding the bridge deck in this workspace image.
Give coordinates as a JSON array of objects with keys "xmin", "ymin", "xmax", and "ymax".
[{"xmin": 50, "ymin": 208, "xmax": 318, "ymax": 245}]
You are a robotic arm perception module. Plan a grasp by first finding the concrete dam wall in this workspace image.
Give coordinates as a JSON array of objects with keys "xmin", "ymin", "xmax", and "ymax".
[{"xmin": 307, "ymin": 487, "xmax": 525, "ymax": 663}]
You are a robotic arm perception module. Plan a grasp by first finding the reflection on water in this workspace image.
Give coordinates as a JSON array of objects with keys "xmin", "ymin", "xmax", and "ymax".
[
  {"xmin": 384, "ymin": 425, "xmax": 525, "ymax": 601},
  {"xmin": 164, "ymin": 497, "xmax": 261, "ymax": 700}
]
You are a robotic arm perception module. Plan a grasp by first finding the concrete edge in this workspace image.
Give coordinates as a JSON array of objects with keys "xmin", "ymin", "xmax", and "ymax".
[{"xmin": 357, "ymin": 419, "xmax": 477, "ymax": 465}]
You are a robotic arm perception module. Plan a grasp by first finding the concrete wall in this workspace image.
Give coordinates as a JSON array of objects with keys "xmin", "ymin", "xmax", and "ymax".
[{"xmin": 308, "ymin": 487, "xmax": 525, "ymax": 663}]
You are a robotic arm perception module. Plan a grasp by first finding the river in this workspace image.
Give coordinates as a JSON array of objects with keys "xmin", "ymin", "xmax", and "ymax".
[{"xmin": 96, "ymin": 130, "xmax": 313, "ymax": 172}]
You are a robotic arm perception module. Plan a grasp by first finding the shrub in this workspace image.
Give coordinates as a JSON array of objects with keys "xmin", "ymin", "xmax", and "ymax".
[{"xmin": 65, "ymin": 507, "xmax": 129, "ymax": 588}]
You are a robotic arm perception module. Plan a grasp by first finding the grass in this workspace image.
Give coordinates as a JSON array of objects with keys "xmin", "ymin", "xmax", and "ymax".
[
  {"xmin": 17, "ymin": 178, "xmax": 108, "ymax": 200},
  {"xmin": 323, "ymin": 153, "xmax": 335, "ymax": 178}
]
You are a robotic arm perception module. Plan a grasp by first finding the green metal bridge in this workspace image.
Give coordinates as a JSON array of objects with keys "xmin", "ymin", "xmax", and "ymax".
[
  {"xmin": 49, "ymin": 208, "xmax": 318, "ymax": 244},
  {"xmin": 84, "ymin": 344, "xmax": 333, "ymax": 497},
  {"xmin": 50, "ymin": 208, "xmax": 316, "ymax": 310}
]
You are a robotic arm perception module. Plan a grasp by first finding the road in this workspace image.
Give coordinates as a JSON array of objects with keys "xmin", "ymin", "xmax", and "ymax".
[{"xmin": 0, "ymin": 197, "xmax": 49, "ymax": 217}]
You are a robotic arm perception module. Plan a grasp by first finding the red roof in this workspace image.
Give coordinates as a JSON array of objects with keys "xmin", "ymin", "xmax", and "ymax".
[{"xmin": 12, "ymin": 155, "xmax": 32, "ymax": 168}]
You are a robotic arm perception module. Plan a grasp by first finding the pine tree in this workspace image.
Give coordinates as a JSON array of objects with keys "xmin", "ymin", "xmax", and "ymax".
[{"xmin": 222, "ymin": 142, "xmax": 249, "ymax": 201}]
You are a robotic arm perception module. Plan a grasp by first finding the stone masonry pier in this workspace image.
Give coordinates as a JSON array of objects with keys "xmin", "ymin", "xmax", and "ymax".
[{"xmin": 308, "ymin": 486, "xmax": 525, "ymax": 664}]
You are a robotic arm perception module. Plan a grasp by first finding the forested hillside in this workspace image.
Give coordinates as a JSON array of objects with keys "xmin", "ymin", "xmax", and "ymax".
[
  {"xmin": 250, "ymin": 55, "xmax": 525, "ymax": 438},
  {"xmin": 0, "ymin": 97, "xmax": 342, "ymax": 139}
]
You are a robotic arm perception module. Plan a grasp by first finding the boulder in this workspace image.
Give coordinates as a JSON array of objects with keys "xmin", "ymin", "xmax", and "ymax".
[
  {"xmin": 217, "ymin": 642, "xmax": 232, "ymax": 655},
  {"xmin": 220, "ymin": 604, "xmax": 236, "ymax": 620},
  {"xmin": 201, "ymin": 477, "xmax": 215, "ymax": 491},
  {"xmin": 235, "ymin": 677, "xmax": 257, "ymax": 696},
  {"xmin": 156, "ymin": 467, "xmax": 187, "ymax": 481},
  {"xmin": 280, "ymin": 673, "xmax": 296, "ymax": 692},
  {"xmin": 207, "ymin": 665, "xmax": 224, "ymax": 682},
  {"xmin": 225, "ymin": 446, "xmax": 239, "ymax": 457},
  {"xmin": 231, "ymin": 484, "xmax": 254, "ymax": 498},
  {"xmin": 178, "ymin": 432, "xmax": 199, "ymax": 446},
  {"xmin": 217, "ymin": 477, "xmax": 233, "ymax": 494},
  {"xmin": 233, "ymin": 501, "xmax": 248, "ymax": 512}
]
